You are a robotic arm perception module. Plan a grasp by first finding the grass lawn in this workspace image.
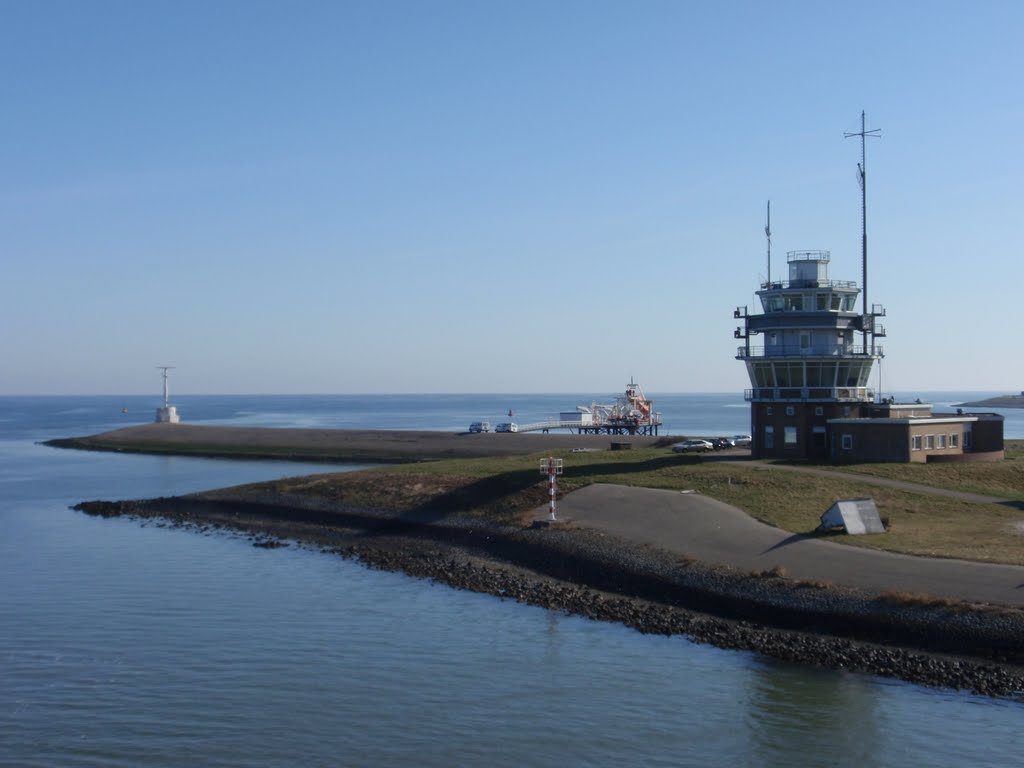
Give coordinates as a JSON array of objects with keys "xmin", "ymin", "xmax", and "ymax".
[
  {"xmin": 259, "ymin": 444, "xmax": 1024, "ymax": 567},
  {"xmin": 802, "ymin": 439, "xmax": 1024, "ymax": 502}
]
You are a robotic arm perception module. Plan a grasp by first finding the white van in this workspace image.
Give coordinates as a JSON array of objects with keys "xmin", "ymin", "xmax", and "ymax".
[{"xmin": 469, "ymin": 421, "xmax": 490, "ymax": 433}]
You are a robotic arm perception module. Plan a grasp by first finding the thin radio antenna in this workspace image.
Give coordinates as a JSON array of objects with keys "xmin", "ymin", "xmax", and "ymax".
[
  {"xmin": 765, "ymin": 200, "xmax": 772, "ymax": 284},
  {"xmin": 844, "ymin": 111, "xmax": 881, "ymax": 350},
  {"xmin": 156, "ymin": 366, "xmax": 175, "ymax": 407}
]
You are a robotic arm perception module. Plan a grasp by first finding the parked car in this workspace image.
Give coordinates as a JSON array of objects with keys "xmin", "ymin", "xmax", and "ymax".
[
  {"xmin": 671, "ymin": 439, "xmax": 713, "ymax": 453},
  {"xmin": 495, "ymin": 422, "xmax": 518, "ymax": 433},
  {"xmin": 468, "ymin": 421, "xmax": 490, "ymax": 433},
  {"xmin": 710, "ymin": 437, "xmax": 731, "ymax": 450},
  {"xmin": 730, "ymin": 434, "xmax": 752, "ymax": 448}
]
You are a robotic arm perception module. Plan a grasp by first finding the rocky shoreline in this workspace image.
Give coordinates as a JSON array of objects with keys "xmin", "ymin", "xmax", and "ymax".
[{"xmin": 75, "ymin": 494, "xmax": 1024, "ymax": 699}]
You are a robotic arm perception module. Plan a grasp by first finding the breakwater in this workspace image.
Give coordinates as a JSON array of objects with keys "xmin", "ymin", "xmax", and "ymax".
[{"xmin": 75, "ymin": 495, "xmax": 1024, "ymax": 698}]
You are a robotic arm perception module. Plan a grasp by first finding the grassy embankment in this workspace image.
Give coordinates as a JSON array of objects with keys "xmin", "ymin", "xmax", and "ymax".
[
  {"xmin": 809, "ymin": 441, "xmax": 1024, "ymax": 501},
  {"xmin": 239, "ymin": 439, "xmax": 1024, "ymax": 566}
]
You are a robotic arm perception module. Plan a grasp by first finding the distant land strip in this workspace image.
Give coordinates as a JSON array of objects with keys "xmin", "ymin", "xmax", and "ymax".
[
  {"xmin": 45, "ymin": 423, "xmax": 677, "ymax": 464},
  {"xmin": 955, "ymin": 394, "xmax": 1024, "ymax": 409}
]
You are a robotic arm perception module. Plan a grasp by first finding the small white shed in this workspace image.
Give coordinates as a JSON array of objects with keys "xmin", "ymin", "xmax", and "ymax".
[{"xmin": 818, "ymin": 498, "xmax": 885, "ymax": 535}]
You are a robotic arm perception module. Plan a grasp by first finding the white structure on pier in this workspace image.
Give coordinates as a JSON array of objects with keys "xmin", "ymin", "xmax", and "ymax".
[{"xmin": 155, "ymin": 366, "xmax": 180, "ymax": 424}]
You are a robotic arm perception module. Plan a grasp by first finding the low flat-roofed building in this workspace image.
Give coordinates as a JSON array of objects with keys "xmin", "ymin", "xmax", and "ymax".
[{"xmin": 827, "ymin": 405, "xmax": 1004, "ymax": 463}]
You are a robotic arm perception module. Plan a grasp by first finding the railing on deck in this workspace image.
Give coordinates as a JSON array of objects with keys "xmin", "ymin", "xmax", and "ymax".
[
  {"xmin": 737, "ymin": 345, "xmax": 883, "ymax": 358},
  {"xmin": 743, "ymin": 387, "xmax": 875, "ymax": 402}
]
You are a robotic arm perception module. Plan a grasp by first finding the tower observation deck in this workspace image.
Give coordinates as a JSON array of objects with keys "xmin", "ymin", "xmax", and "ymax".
[{"xmin": 734, "ymin": 250, "xmax": 886, "ymax": 459}]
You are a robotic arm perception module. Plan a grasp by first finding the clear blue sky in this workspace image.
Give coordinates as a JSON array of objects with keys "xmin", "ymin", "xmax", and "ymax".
[{"xmin": 2, "ymin": 0, "xmax": 1021, "ymax": 395}]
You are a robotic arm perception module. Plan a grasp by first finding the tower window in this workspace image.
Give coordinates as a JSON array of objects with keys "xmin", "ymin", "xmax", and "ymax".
[
  {"xmin": 841, "ymin": 434, "xmax": 853, "ymax": 450},
  {"xmin": 815, "ymin": 406, "xmax": 824, "ymax": 416},
  {"xmin": 785, "ymin": 406, "xmax": 795, "ymax": 416},
  {"xmin": 784, "ymin": 426, "xmax": 797, "ymax": 446}
]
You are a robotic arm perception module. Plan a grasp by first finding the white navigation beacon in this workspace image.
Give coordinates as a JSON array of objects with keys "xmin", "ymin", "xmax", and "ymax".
[{"xmin": 155, "ymin": 366, "xmax": 180, "ymax": 423}]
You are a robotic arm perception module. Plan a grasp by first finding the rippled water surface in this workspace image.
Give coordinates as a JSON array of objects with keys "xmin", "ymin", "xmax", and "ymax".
[{"xmin": 1, "ymin": 395, "xmax": 1021, "ymax": 767}]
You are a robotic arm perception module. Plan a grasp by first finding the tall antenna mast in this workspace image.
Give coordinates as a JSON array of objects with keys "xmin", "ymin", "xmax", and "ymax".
[
  {"xmin": 844, "ymin": 110, "xmax": 881, "ymax": 351},
  {"xmin": 156, "ymin": 366, "xmax": 175, "ymax": 407},
  {"xmin": 765, "ymin": 200, "xmax": 772, "ymax": 284}
]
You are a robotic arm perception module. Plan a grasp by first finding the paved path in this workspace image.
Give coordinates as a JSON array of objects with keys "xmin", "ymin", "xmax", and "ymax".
[{"xmin": 540, "ymin": 484, "xmax": 1024, "ymax": 607}]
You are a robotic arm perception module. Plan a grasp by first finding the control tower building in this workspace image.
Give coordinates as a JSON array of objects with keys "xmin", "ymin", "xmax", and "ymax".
[{"xmin": 734, "ymin": 250, "xmax": 885, "ymax": 459}]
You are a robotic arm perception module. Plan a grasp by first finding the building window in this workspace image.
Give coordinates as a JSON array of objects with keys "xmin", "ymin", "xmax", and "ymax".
[
  {"xmin": 841, "ymin": 434, "xmax": 853, "ymax": 450},
  {"xmin": 951, "ymin": 433, "xmax": 959, "ymax": 448},
  {"xmin": 765, "ymin": 426, "xmax": 774, "ymax": 449},
  {"xmin": 784, "ymin": 426, "xmax": 797, "ymax": 446},
  {"xmin": 964, "ymin": 431, "xmax": 972, "ymax": 449},
  {"xmin": 785, "ymin": 406, "xmax": 795, "ymax": 416},
  {"xmin": 925, "ymin": 435, "xmax": 935, "ymax": 450},
  {"xmin": 912, "ymin": 435, "xmax": 922, "ymax": 451},
  {"xmin": 766, "ymin": 406, "xmax": 773, "ymax": 416},
  {"xmin": 842, "ymin": 407, "xmax": 851, "ymax": 416},
  {"xmin": 815, "ymin": 406, "xmax": 823, "ymax": 416},
  {"xmin": 937, "ymin": 434, "xmax": 947, "ymax": 449}
]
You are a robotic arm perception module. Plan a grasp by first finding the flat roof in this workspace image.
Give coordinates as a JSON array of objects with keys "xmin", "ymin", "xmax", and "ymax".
[{"xmin": 828, "ymin": 416, "xmax": 979, "ymax": 426}]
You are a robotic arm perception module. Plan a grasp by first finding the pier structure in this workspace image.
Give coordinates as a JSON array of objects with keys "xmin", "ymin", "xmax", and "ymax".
[
  {"xmin": 572, "ymin": 379, "xmax": 662, "ymax": 436},
  {"xmin": 507, "ymin": 380, "xmax": 662, "ymax": 436}
]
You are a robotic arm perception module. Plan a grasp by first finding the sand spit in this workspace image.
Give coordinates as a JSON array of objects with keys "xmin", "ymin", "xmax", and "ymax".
[
  {"xmin": 46, "ymin": 423, "xmax": 673, "ymax": 463},
  {"xmin": 75, "ymin": 493, "xmax": 1024, "ymax": 699}
]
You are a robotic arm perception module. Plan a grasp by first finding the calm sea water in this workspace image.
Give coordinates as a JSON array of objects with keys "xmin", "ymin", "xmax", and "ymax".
[{"xmin": 2, "ymin": 394, "xmax": 1021, "ymax": 767}]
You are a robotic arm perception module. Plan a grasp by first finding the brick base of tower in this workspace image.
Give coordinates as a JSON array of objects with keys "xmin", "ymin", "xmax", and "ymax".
[{"xmin": 749, "ymin": 401, "xmax": 870, "ymax": 460}]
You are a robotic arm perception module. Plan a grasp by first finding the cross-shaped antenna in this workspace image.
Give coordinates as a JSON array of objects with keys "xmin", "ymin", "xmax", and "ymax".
[{"xmin": 844, "ymin": 111, "xmax": 881, "ymax": 349}]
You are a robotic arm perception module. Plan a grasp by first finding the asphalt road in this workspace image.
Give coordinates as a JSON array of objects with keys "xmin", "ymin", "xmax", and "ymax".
[{"xmin": 542, "ymin": 484, "xmax": 1024, "ymax": 607}]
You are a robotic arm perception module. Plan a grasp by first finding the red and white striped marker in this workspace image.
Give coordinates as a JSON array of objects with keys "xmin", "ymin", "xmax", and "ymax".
[{"xmin": 539, "ymin": 456, "xmax": 564, "ymax": 521}]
